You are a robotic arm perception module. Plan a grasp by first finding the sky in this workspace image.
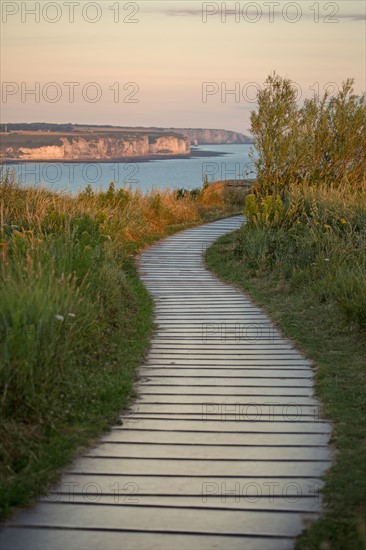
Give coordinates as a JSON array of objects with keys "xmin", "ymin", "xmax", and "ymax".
[{"xmin": 1, "ymin": 0, "xmax": 365, "ymax": 134}]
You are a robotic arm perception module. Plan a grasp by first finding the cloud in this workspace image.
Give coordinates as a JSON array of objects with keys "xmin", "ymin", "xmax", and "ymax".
[
  {"xmin": 163, "ymin": 9, "xmax": 200, "ymax": 17},
  {"xmin": 342, "ymin": 13, "xmax": 366, "ymax": 21},
  {"xmin": 161, "ymin": 6, "xmax": 366, "ymax": 22}
]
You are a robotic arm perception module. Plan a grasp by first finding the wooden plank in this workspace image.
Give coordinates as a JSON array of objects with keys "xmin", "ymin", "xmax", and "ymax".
[
  {"xmin": 0, "ymin": 529, "xmax": 294, "ymax": 550},
  {"xmin": 139, "ymin": 377, "xmax": 314, "ymax": 387},
  {"xmin": 113, "ymin": 418, "xmax": 330, "ymax": 433},
  {"xmin": 84, "ymin": 443, "xmax": 332, "ymax": 461},
  {"xmin": 138, "ymin": 386, "xmax": 314, "ymax": 395},
  {"xmin": 128, "ymin": 402, "xmax": 321, "ymax": 415},
  {"xmin": 140, "ymin": 368, "xmax": 312, "ymax": 377},
  {"xmin": 135, "ymin": 394, "xmax": 318, "ymax": 405},
  {"xmin": 56, "ymin": 473, "xmax": 325, "ymax": 497},
  {"xmin": 100, "ymin": 430, "xmax": 329, "ymax": 446},
  {"xmin": 68, "ymin": 457, "xmax": 331, "ymax": 477},
  {"xmin": 8, "ymin": 503, "xmax": 317, "ymax": 537},
  {"xmin": 44, "ymin": 494, "xmax": 323, "ymax": 513}
]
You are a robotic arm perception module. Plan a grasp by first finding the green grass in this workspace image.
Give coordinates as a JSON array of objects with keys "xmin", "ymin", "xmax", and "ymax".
[
  {"xmin": 206, "ymin": 226, "xmax": 366, "ymax": 550},
  {"xmin": 1, "ymin": 256, "xmax": 153, "ymax": 518},
  {"xmin": 0, "ymin": 244, "xmax": 154, "ymax": 519}
]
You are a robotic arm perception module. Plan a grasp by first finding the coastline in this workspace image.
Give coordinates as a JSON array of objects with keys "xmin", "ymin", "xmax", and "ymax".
[{"xmin": 1, "ymin": 149, "xmax": 232, "ymax": 165}]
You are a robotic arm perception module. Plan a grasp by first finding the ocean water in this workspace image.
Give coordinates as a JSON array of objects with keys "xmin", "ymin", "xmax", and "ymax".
[{"xmin": 3, "ymin": 144, "xmax": 256, "ymax": 194}]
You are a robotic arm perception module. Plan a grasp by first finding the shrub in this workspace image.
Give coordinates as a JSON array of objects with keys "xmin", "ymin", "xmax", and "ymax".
[
  {"xmin": 244, "ymin": 193, "xmax": 284, "ymax": 227},
  {"xmin": 251, "ymin": 73, "xmax": 366, "ymax": 192}
]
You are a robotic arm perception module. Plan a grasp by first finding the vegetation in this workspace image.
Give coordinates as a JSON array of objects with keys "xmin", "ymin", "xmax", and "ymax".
[
  {"xmin": 207, "ymin": 74, "xmax": 366, "ymax": 549},
  {"xmin": 175, "ymin": 179, "xmax": 253, "ymax": 204},
  {"xmin": 250, "ymin": 73, "xmax": 365, "ymax": 192},
  {"xmin": 0, "ymin": 173, "xmax": 245, "ymax": 520},
  {"xmin": 242, "ymin": 183, "xmax": 366, "ymax": 328}
]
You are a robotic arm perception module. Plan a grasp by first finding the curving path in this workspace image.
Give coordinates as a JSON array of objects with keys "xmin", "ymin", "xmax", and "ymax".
[{"xmin": 1, "ymin": 216, "xmax": 331, "ymax": 550}]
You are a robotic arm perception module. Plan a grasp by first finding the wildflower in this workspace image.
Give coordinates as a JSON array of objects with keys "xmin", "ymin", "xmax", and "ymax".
[
  {"xmin": 325, "ymin": 258, "xmax": 330, "ymax": 262},
  {"xmin": 340, "ymin": 219, "xmax": 347, "ymax": 224},
  {"xmin": 68, "ymin": 313, "xmax": 76, "ymax": 318},
  {"xmin": 55, "ymin": 314, "xmax": 64, "ymax": 322},
  {"xmin": 324, "ymin": 224, "xmax": 331, "ymax": 230}
]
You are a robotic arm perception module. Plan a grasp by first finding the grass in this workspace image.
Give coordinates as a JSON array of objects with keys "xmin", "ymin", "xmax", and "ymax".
[
  {"xmin": 205, "ymin": 182, "xmax": 366, "ymax": 549},
  {"xmin": 0, "ymin": 173, "xmax": 247, "ymax": 521}
]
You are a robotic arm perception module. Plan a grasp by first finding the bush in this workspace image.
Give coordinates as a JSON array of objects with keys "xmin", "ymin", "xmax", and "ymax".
[
  {"xmin": 251, "ymin": 73, "xmax": 366, "ymax": 192},
  {"xmin": 244, "ymin": 193, "xmax": 284, "ymax": 227}
]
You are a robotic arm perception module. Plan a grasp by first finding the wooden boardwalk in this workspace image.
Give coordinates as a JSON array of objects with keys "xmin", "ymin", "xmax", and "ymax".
[{"xmin": 1, "ymin": 216, "xmax": 331, "ymax": 549}]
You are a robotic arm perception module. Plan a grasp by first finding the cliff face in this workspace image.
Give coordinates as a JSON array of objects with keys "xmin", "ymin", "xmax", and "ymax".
[
  {"xmin": 2, "ymin": 134, "xmax": 190, "ymax": 161},
  {"xmin": 0, "ymin": 126, "xmax": 251, "ymax": 162},
  {"xmin": 165, "ymin": 128, "xmax": 251, "ymax": 145},
  {"xmin": 149, "ymin": 136, "xmax": 190, "ymax": 155}
]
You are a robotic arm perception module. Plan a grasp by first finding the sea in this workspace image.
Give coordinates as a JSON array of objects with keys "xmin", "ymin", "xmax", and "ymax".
[{"xmin": 3, "ymin": 144, "xmax": 256, "ymax": 195}]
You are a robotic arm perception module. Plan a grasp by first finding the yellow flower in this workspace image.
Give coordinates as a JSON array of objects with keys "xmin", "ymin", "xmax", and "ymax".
[
  {"xmin": 324, "ymin": 224, "xmax": 331, "ymax": 230},
  {"xmin": 340, "ymin": 218, "xmax": 347, "ymax": 224}
]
